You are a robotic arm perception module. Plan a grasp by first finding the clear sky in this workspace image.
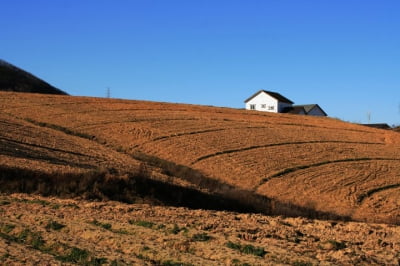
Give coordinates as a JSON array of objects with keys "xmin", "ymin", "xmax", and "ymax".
[{"xmin": 2, "ymin": 0, "xmax": 400, "ymax": 125}]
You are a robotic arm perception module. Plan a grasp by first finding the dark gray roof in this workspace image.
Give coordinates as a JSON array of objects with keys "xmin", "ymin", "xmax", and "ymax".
[
  {"xmin": 360, "ymin": 123, "xmax": 391, "ymax": 130},
  {"xmin": 282, "ymin": 106, "xmax": 306, "ymax": 114},
  {"xmin": 293, "ymin": 104, "xmax": 327, "ymax": 116},
  {"xmin": 244, "ymin": 90, "xmax": 294, "ymax": 104},
  {"xmin": 297, "ymin": 104, "xmax": 317, "ymax": 113}
]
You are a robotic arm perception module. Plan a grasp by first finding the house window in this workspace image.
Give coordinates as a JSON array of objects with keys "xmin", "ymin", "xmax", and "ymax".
[
  {"xmin": 261, "ymin": 104, "xmax": 266, "ymax": 108},
  {"xmin": 268, "ymin": 106, "xmax": 274, "ymax": 110},
  {"xmin": 250, "ymin": 104, "xmax": 256, "ymax": 110}
]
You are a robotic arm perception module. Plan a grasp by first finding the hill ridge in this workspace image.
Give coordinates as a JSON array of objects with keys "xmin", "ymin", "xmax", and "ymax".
[{"xmin": 0, "ymin": 59, "xmax": 68, "ymax": 95}]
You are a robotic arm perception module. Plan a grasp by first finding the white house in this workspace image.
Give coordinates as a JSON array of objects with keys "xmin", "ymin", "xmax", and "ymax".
[
  {"xmin": 245, "ymin": 90, "xmax": 328, "ymax": 116},
  {"xmin": 244, "ymin": 90, "xmax": 294, "ymax": 113}
]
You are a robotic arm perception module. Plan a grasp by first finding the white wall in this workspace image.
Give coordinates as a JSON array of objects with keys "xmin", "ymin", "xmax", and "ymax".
[{"xmin": 245, "ymin": 92, "xmax": 279, "ymax": 112}]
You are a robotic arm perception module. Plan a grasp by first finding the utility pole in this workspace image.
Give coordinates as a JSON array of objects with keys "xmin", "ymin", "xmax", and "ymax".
[
  {"xmin": 367, "ymin": 111, "xmax": 371, "ymax": 124},
  {"xmin": 106, "ymin": 87, "xmax": 110, "ymax": 98}
]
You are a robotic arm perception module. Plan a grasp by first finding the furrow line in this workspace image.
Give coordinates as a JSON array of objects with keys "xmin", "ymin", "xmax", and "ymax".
[
  {"xmin": 357, "ymin": 184, "xmax": 400, "ymax": 204},
  {"xmin": 257, "ymin": 158, "xmax": 400, "ymax": 188},
  {"xmin": 191, "ymin": 141, "xmax": 384, "ymax": 164}
]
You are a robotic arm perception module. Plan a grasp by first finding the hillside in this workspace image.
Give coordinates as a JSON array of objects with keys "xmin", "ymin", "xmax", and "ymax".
[
  {"xmin": 0, "ymin": 91, "xmax": 400, "ymax": 224},
  {"xmin": 0, "ymin": 60, "xmax": 68, "ymax": 95},
  {"xmin": 0, "ymin": 107, "xmax": 247, "ymax": 212}
]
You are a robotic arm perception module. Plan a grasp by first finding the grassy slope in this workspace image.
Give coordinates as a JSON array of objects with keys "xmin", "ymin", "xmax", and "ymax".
[{"xmin": 0, "ymin": 92, "xmax": 400, "ymax": 224}]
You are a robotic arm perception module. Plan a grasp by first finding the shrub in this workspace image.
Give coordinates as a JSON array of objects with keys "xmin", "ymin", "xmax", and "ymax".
[
  {"xmin": 170, "ymin": 224, "xmax": 188, "ymax": 235},
  {"xmin": 225, "ymin": 241, "xmax": 266, "ymax": 257},
  {"xmin": 292, "ymin": 261, "xmax": 313, "ymax": 266},
  {"xmin": 129, "ymin": 220, "xmax": 154, "ymax": 228},
  {"xmin": 241, "ymin": 244, "xmax": 267, "ymax": 257},
  {"xmin": 110, "ymin": 260, "xmax": 125, "ymax": 266},
  {"xmin": 162, "ymin": 260, "xmax": 193, "ymax": 266},
  {"xmin": 51, "ymin": 204, "xmax": 61, "ymax": 209},
  {"xmin": 327, "ymin": 240, "xmax": 346, "ymax": 250},
  {"xmin": 1, "ymin": 223, "xmax": 15, "ymax": 234},
  {"xmin": 141, "ymin": 246, "xmax": 150, "ymax": 251},
  {"xmin": 64, "ymin": 203, "xmax": 80, "ymax": 209},
  {"xmin": 0, "ymin": 200, "xmax": 10, "ymax": 206},
  {"xmin": 226, "ymin": 241, "xmax": 241, "ymax": 251},
  {"xmin": 17, "ymin": 229, "xmax": 46, "ymax": 250},
  {"xmin": 191, "ymin": 232, "xmax": 212, "ymax": 242},
  {"xmin": 29, "ymin": 199, "xmax": 50, "ymax": 206},
  {"xmin": 88, "ymin": 257, "xmax": 108, "ymax": 265},
  {"xmin": 0, "ymin": 253, "xmax": 10, "ymax": 261},
  {"xmin": 89, "ymin": 220, "xmax": 112, "ymax": 230},
  {"xmin": 56, "ymin": 247, "xmax": 89, "ymax": 263},
  {"xmin": 45, "ymin": 220, "xmax": 66, "ymax": 231}
]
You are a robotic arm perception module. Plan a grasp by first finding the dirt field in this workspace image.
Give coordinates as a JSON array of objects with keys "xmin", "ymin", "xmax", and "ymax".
[
  {"xmin": 1, "ymin": 92, "xmax": 400, "ymax": 264},
  {"xmin": 1, "ymin": 193, "xmax": 399, "ymax": 265},
  {"xmin": 1, "ymin": 92, "xmax": 399, "ymax": 224}
]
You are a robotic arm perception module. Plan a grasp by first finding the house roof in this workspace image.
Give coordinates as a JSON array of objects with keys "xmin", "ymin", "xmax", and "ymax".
[
  {"xmin": 293, "ymin": 104, "xmax": 328, "ymax": 116},
  {"xmin": 360, "ymin": 123, "xmax": 391, "ymax": 130},
  {"xmin": 282, "ymin": 106, "xmax": 306, "ymax": 114},
  {"xmin": 244, "ymin": 90, "xmax": 294, "ymax": 104}
]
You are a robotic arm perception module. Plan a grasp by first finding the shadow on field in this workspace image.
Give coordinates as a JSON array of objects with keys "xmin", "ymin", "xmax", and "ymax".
[
  {"xmin": 0, "ymin": 137, "xmax": 95, "ymax": 169},
  {"xmin": 0, "ymin": 165, "xmax": 351, "ymax": 222}
]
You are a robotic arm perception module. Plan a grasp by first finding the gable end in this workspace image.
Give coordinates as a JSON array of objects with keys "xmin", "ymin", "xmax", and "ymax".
[{"xmin": 244, "ymin": 90, "xmax": 294, "ymax": 104}]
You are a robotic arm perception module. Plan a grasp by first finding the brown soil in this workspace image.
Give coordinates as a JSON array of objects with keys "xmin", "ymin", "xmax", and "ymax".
[
  {"xmin": 1, "ymin": 193, "xmax": 399, "ymax": 265},
  {"xmin": 1, "ymin": 92, "xmax": 400, "ymax": 264},
  {"xmin": 1, "ymin": 92, "xmax": 399, "ymax": 224}
]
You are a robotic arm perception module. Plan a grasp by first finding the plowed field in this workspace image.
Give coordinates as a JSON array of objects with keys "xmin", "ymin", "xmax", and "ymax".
[
  {"xmin": 1, "ymin": 91, "xmax": 400, "ymax": 224},
  {"xmin": 1, "ymin": 193, "xmax": 400, "ymax": 265}
]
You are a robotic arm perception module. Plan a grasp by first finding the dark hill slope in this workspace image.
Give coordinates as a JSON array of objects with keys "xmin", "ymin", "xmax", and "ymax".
[{"xmin": 0, "ymin": 59, "xmax": 68, "ymax": 95}]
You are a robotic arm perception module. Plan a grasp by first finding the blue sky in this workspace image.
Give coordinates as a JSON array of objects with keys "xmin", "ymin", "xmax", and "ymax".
[{"xmin": 2, "ymin": 0, "xmax": 400, "ymax": 125}]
